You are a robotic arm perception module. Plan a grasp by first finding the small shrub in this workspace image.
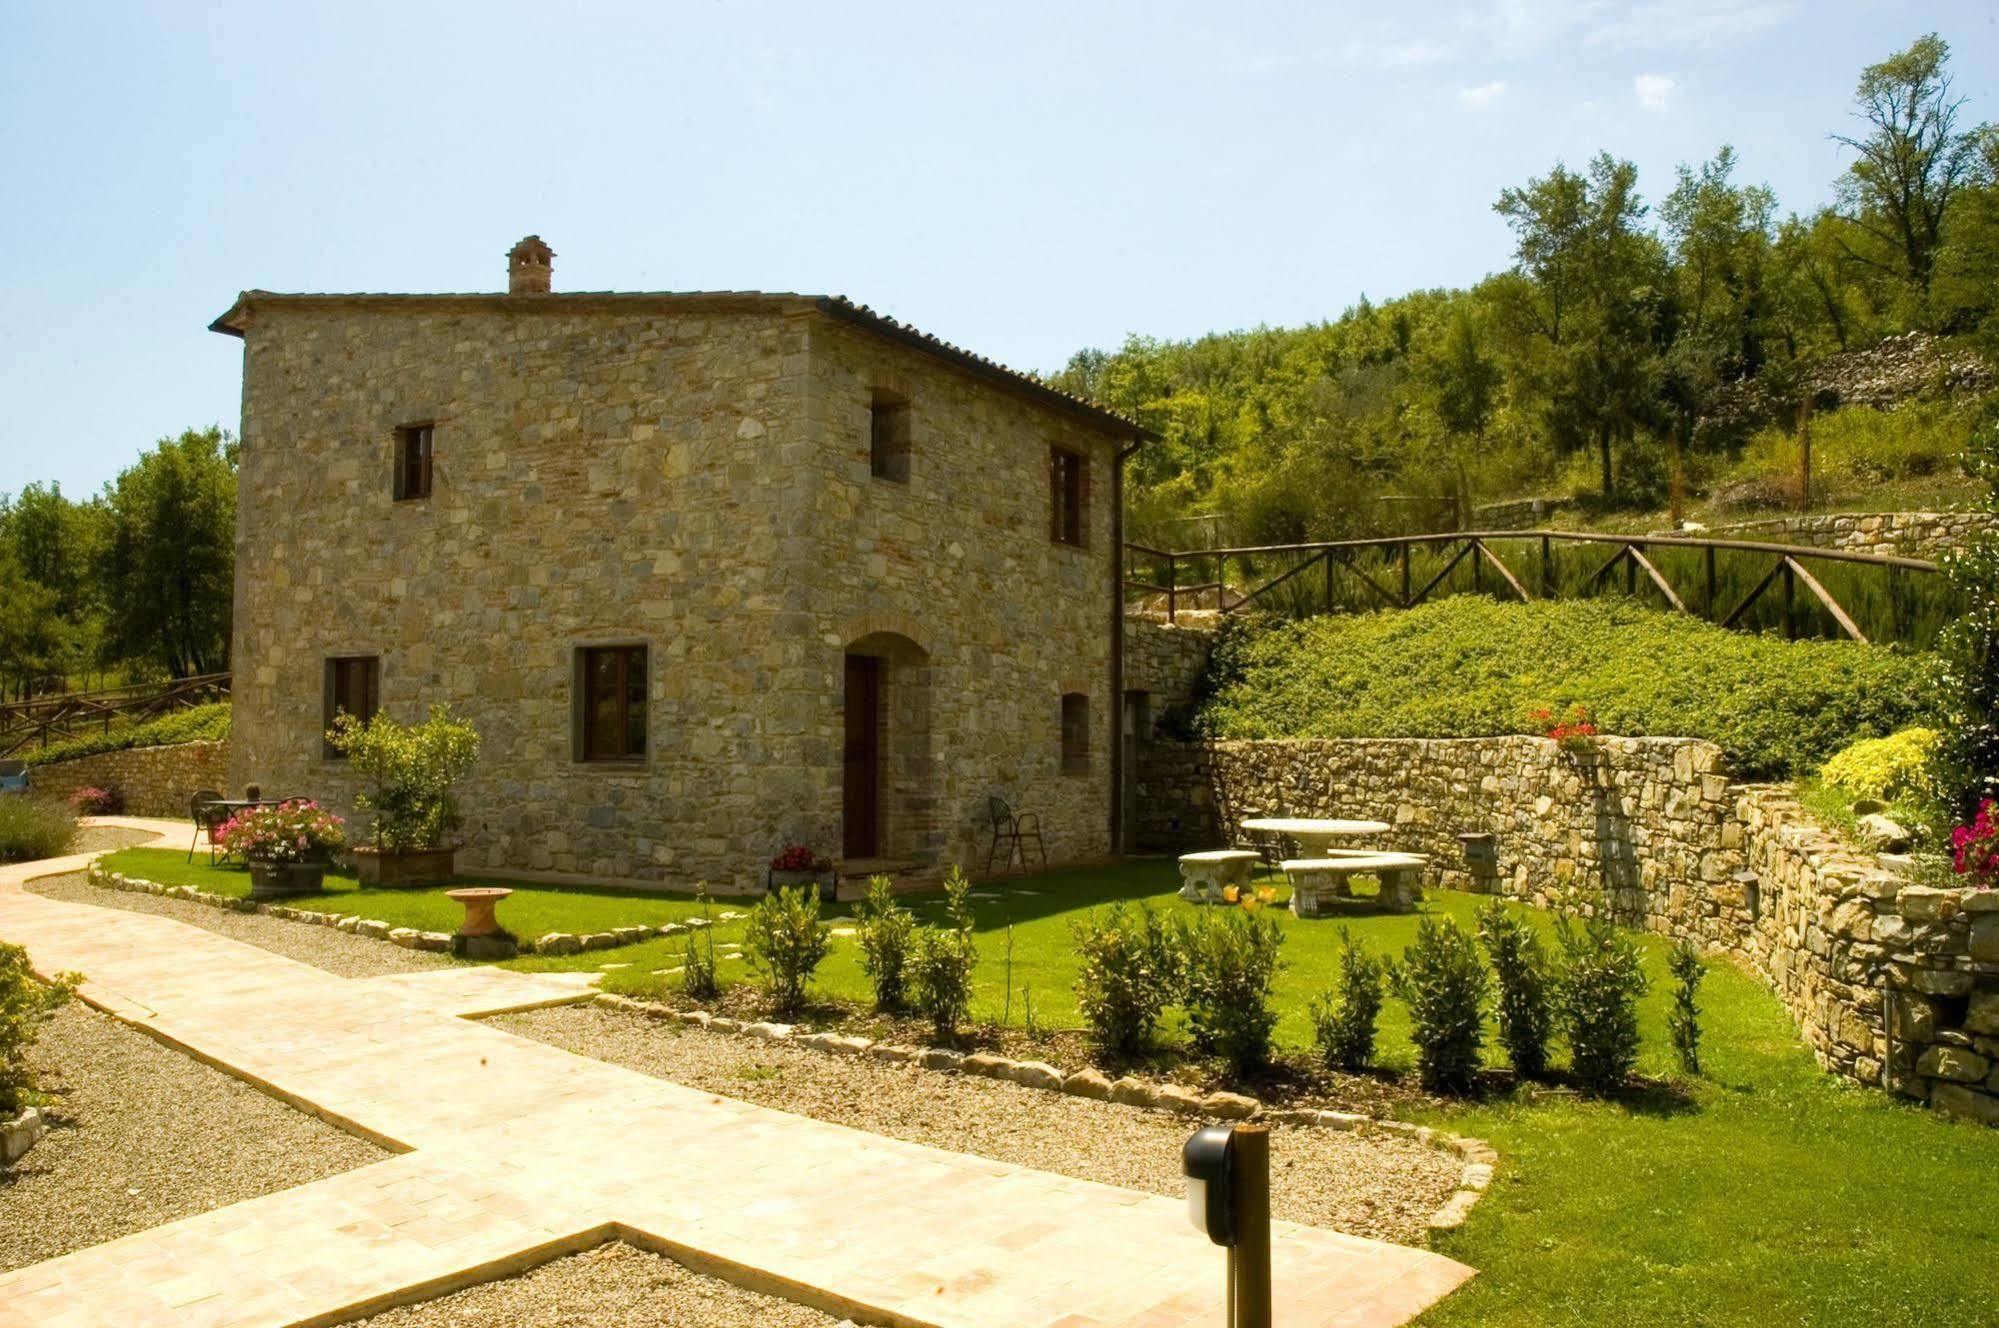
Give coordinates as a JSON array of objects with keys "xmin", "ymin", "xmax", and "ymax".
[
  {"xmin": 1667, "ymin": 939, "xmax": 1707, "ymax": 1076},
  {"xmin": 1310, "ymin": 928, "xmax": 1386, "ymax": 1072},
  {"xmin": 1477, "ymin": 900, "xmax": 1555, "ymax": 1080},
  {"xmin": 1391, "ymin": 916, "xmax": 1490, "ymax": 1095},
  {"xmin": 1555, "ymin": 914, "xmax": 1649, "ymax": 1093},
  {"xmin": 856, "ymin": 874, "xmax": 914, "ymax": 1011},
  {"xmin": 66, "ymin": 786, "xmax": 123, "ymax": 816},
  {"xmin": 742, "ymin": 885, "xmax": 830, "ymax": 1017},
  {"xmin": 1, "ymin": 941, "xmax": 78, "ymax": 1114},
  {"xmin": 1820, "ymin": 728, "xmax": 1940, "ymax": 803},
  {"xmin": 1183, "ymin": 906, "xmax": 1285, "ymax": 1076},
  {"xmin": 1072, "ymin": 902, "xmax": 1186, "ymax": 1055},
  {"xmin": 327, "ymin": 705, "xmax": 480, "ymax": 852},
  {"xmin": 910, "ymin": 867, "xmax": 978, "ymax": 1040},
  {"xmin": 0, "ymin": 798, "xmax": 76, "ymax": 864},
  {"xmin": 681, "ymin": 886, "xmax": 719, "ymax": 1001}
]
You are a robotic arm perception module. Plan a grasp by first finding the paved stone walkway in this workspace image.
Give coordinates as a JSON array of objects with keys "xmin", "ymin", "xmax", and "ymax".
[{"xmin": 0, "ymin": 821, "xmax": 1474, "ymax": 1327}]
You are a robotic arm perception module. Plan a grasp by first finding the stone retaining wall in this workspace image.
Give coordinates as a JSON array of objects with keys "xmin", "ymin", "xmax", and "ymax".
[
  {"xmin": 1135, "ymin": 734, "xmax": 1999, "ymax": 1121},
  {"xmin": 26, "ymin": 741, "xmax": 231, "ymax": 818},
  {"xmin": 1650, "ymin": 511, "xmax": 1997, "ymax": 560}
]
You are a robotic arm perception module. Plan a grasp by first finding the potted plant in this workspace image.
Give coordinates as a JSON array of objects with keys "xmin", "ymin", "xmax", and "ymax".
[
  {"xmin": 768, "ymin": 844, "xmax": 837, "ymax": 902},
  {"xmin": 327, "ymin": 705, "xmax": 480, "ymax": 887},
  {"xmin": 217, "ymin": 799, "xmax": 347, "ymax": 900}
]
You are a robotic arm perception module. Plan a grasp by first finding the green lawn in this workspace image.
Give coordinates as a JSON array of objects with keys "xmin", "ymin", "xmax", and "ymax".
[{"xmin": 89, "ymin": 847, "xmax": 1999, "ymax": 1324}]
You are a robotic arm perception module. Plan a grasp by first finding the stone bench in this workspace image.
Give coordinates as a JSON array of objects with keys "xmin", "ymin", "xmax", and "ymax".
[
  {"xmin": 1177, "ymin": 849, "xmax": 1262, "ymax": 904},
  {"xmin": 1281, "ymin": 853, "xmax": 1429, "ymax": 917}
]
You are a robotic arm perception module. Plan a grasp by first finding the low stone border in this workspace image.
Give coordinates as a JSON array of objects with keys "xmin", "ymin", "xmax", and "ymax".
[
  {"xmin": 2, "ymin": 1106, "xmax": 47, "ymax": 1165},
  {"xmin": 80, "ymin": 865, "xmax": 722, "ymax": 958},
  {"xmin": 587, "ymin": 992, "xmax": 1497, "ymax": 1236}
]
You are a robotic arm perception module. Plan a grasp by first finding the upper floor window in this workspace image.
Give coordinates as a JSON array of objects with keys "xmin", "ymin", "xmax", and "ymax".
[
  {"xmin": 394, "ymin": 424, "xmax": 434, "ymax": 501},
  {"xmin": 1049, "ymin": 445, "xmax": 1087, "ymax": 547},
  {"xmin": 323, "ymin": 655, "xmax": 379, "ymax": 757},
  {"xmin": 1061, "ymin": 692, "xmax": 1091, "ymax": 772},
  {"xmin": 577, "ymin": 644, "xmax": 647, "ymax": 762},
  {"xmin": 870, "ymin": 390, "xmax": 910, "ymax": 483}
]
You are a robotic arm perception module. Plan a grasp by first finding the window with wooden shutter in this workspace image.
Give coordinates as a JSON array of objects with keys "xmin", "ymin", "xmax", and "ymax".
[
  {"xmin": 577, "ymin": 645, "xmax": 648, "ymax": 762},
  {"xmin": 869, "ymin": 390, "xmax": 910, "ymax": 483},
  {"xmin": 323, "ymin": 656, "xmax": 380, "ymax": 757},
  {"xmin": 393, "ymin": 424, "xmax": 434, "ymax": 501},
  {"xmin": 1049, "ymin": 445, "xmax": 1086, "ymax": 547},
  {"xmin": 1061, "ymin": 692, "xmax": 1091, "ymax": 772}
]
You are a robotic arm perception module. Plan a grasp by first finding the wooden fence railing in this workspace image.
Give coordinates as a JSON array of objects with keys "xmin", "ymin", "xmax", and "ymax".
[
  {"xmin": 1124, "ymin": 530, "xmax": 1947, "ymax": 646},
  {"xmin": 0, "ymin": 672, "xmax": 231, "ymax": 758}
]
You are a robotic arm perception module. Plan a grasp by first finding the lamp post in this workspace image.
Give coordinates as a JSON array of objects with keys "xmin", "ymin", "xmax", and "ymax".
[{"xmin": 1183, "ymin": 1123, "xmax": 1272, "ymax": 1328}]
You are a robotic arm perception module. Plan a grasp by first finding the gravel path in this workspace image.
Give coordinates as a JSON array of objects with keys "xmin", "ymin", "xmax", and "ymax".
[
  {"xmin": 0, "ymin": 1002, "xmax": 388, "ymax": 1273},
  {"xmin": 500, "ymin": 1006, "xmax": 1461, "ymax": 1243},
  {"xmin": 354, "ymin": 1241, "xmax": 852, "ymax": 1328},
  {"xmin": 71, "ymin": 825, "xmax": 159, "ymax": 853},
  {"xmin": 25, "ymin": 870, "xmax": 448, "ymax": 978}
]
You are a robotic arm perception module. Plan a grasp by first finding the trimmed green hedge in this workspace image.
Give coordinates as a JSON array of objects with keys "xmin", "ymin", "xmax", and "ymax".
[
  {"xmin": 24, "ymin": 701, "xmax": 231, "ymax": 767},
  {"xmin": 1199, "ymin": 599, "xmax": 1933, "ymax": 777}
]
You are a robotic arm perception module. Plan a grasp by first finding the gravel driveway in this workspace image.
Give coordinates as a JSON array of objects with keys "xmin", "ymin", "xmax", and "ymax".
[
  {"xmin": 499, "ymin": 1005, "xmax": 1461, "ymax": 1243},
  {"xmin": 353, "ymin": 1241, "xmax": 852, "ymax": 1328},
  {"xmin": 25, "ymin": 870, "xmax": 448, "ymax": 978},
  {"xmin": 0, "ymin": 1002, "xmax": 388, "ymax": 1272}
]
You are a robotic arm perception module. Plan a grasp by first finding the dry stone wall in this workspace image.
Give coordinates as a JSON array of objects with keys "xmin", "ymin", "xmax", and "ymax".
[
  {"xmin": 1136, "ymin": 733, "xmax": 1999, "ymax": 1122},
  {"xmin": 1653, "ymin": 511, "xmax": 1997, "ymax": 560},
  {"xmin": 26, "ymin": 740, "xmax": 230, "ymax": 818}
]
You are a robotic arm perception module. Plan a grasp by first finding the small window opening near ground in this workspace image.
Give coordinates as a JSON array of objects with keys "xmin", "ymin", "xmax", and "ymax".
[
  {"xmin": 1061, "ymin": 692, "xmax": 1091, "ymax": 772},
  {"xmin": 1050, "ymin": 445, "xmax": 1087, "ymax": 546},
  {"xmin": 394, "ymin": 424, "xmax": 434, "ymax": 501},
  {"xmin": 322, "ymin": 656, "xmax": 379, "ymax": 757},
  {"xmin": 870, "ymin": 390, "xmax": 911, "ymax": 483},
  {"xmin": 578, "ymin": 645, "xmax": 648, "ymax": 762}
]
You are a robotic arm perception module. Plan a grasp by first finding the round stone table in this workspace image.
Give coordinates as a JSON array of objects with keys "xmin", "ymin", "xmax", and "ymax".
[{"xmin": 1239, "ymin": 817, "xmax": 1391, "ymax": 857}]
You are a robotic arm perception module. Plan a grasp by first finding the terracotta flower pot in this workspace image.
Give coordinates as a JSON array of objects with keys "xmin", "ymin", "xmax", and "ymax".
[
  {"xmin": 249, "ymin": 859, "xmax": 329, "ymax": 900},
  {"xmin": 352, "ymin": 846, "xmax": 456, "ymax": 888}
]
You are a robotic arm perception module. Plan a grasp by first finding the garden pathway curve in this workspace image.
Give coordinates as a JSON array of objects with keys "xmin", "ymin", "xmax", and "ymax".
[{"xmin": 0, "ymin": 820, "xmax": 1474, "ymax": 1328}]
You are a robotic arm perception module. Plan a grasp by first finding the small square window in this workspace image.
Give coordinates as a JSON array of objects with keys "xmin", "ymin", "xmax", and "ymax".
[
  {"xmin": 870, "ymin": 390, "xmax": 910, "ymax": 483},
  {"xmin": 1049, "ymin": 445, "xmax": 1087, "ymax": 547},
  {"xmin": 1061, "ymin": 692, "xmax": 1091, "ymax": 773},
  {"xmin": 323, "ymin": 656, "xmax": 379, "ymax": 757},
  {"xmin": 577, "ymin": 645, "xmax": 647, "ymax": 762},
  {"xmin": 394, "ymin": 424, "xmax": 434, "ymax": 501}
]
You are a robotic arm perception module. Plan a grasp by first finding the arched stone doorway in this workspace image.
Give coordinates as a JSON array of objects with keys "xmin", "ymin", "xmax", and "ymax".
[{"xmin": 841, "ymin": 631, "xmax": 935, "ymax": 863}]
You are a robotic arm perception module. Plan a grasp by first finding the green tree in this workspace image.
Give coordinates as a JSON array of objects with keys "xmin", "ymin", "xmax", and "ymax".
[
  {"xmin": 95, "ymin": 427, "xmax": 236, "ymax": 678},
  {"xmin": 1832, "ymin": 33, "xmax": 1990, "ymax": 311}
]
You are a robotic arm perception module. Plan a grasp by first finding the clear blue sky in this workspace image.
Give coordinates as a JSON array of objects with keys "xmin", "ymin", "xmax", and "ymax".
[{"xmin": 2, "ymin": 1, "xmax": 1992, "ymax": 498}]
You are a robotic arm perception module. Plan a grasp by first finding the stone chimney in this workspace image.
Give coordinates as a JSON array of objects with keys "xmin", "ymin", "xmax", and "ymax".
[{"xmin": 506, "ymin": 235, "xmax": 554, "ymax": 295}]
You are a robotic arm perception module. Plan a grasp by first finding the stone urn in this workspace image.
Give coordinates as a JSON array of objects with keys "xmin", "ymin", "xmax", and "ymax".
[
  {"xmin": 248, "ymin": 858, "xmax": 329, "ymax": 900},
  {"xmin": 352, "ymin": 845, "xmax": 456, "ymax": 888}
]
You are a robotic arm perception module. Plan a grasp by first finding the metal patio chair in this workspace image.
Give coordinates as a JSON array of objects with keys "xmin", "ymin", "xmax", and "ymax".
[
  {"xmin": 189, "ymin": 789, "xmax": 228, "ymax": 864},
  {"xmin": 984, "ymin": 795, "xmax": 1047, "ymax": 874}
]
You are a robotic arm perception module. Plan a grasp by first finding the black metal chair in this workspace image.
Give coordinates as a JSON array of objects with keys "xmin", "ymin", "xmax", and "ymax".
[
  {"xmin": 188, "ymin": 789, "xmax": 227, "ymax": 864},
  {"xmin": 985, "ymin": 796, "xmax": 1047, "ymax": 874}
]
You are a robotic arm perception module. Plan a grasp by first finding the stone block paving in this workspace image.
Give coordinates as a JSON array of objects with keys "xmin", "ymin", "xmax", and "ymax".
[{"xmin": 0, "ymin": 821, "xmax": 1474, "ymax": 1328}]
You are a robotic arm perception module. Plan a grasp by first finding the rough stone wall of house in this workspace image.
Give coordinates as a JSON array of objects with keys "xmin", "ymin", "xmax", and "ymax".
[
  {"xmin": 228, "ymin": 301, "xmax": 1123, "ymax": 890},
  {"xmin": 795, "ymin": 318, "xmax": 1120, "ymax": 872},
  {"xmin": 28, "ymin": 740, "xmax": 230, "ymax": 818},
  {"xmin": 1122, "ymin": 617, "xmax": 1214, "ymax": 713},
  {"xmin": 1137, "ymin": 735, "xmax": 1999, "ymax": 1120},
  {"xmin": 1650, "ymin": 511, "xmax": 1997, "ymax": 559}
]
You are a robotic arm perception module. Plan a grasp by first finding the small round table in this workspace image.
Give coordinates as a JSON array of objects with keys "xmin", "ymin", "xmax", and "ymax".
[{"xmin": 1239, "ymin": 817, "xmax": 1391, "ymax": 857}]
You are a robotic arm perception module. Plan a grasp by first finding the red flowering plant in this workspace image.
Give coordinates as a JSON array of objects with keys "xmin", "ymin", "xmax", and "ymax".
[
  {"xmin": 214, "ymin": 799, "xmax": 347, "ymax": 866},
  {"xmin": 1950, "ymin": 799, "xmax": 1999, "ymax": 888},
  {"xmin": 67, "ymin": 786, "xmax": 123, "ymax": 815},
  {"xmin": 1528, "ymin": 704, "xmax": 1600, "ymax": 756},
  {"xmin": 769, "ymin": 843, "xmax": 833, "ymax": 873}
]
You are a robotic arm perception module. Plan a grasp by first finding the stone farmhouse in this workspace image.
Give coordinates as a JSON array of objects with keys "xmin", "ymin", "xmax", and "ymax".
[{"xmin": 211, "ymin": 237, "xmax": 1152, "ymax": 891}]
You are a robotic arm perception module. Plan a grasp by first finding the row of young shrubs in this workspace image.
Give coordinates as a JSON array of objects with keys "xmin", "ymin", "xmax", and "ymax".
[{"xmin": 1075, "ymin": 896, "xmax": 1707, "ymax": 1094}]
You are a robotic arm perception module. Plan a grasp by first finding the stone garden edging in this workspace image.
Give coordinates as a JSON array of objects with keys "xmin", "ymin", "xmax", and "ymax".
[
  {"xmin": 1, "ymin": 1106, "xmax": 47, "ymax": 1165},
  {"xmin": 586, "ymin": 991, "xmax": 1498, "ymax": 1237}
]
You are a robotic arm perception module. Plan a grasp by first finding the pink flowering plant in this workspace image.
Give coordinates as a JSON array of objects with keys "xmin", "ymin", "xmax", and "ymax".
[
  {"xmin": 1950, "ymin": 798, "xmax": 1998, "ymax": 887},
  {"xmin": 66, "ymin": 786, "xmax": 122, "ymax": 815},
  {"xmin": 215, "ymin": 799, "xmax": 347, "ymax": 865}
]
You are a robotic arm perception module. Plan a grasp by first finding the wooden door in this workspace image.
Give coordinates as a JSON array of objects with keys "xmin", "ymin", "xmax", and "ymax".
[{"xmin": 843, "ymin": 654, "xmax": 881, "ymax": 859}]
